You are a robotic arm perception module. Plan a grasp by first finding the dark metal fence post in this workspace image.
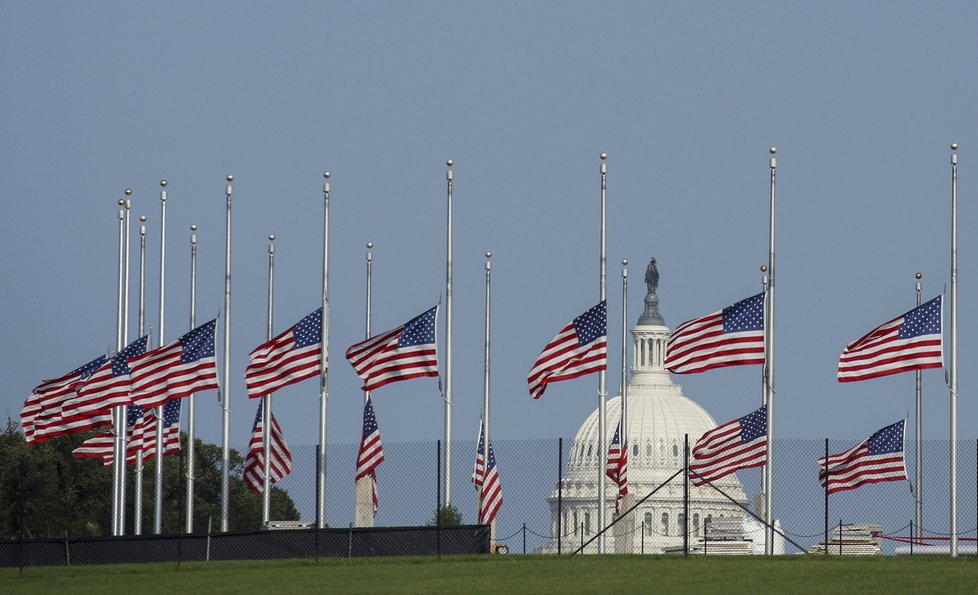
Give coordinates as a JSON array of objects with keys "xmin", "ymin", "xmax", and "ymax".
[
  {"xmin": 314, "ymin": 449, "xmax": 320, "ymax": 563},
  {"xmin": 824, "ymin": 438, "xmax": 829, "ymax": 556},
  {"xmin": 838, "ymin": 519, "xmax": 843, "ymax": 556},
  {"xmin": 641, "ymin": 521, "xmax": 644, "ymax": 555},
  {"xmin": 522, "ymin": 523, "xmax": 527, "ymax": 554},
  {"xmin": 910, "ymin": 519, "xmax": 913, "ymax": 556},
  {"xmin": 436, "ymin": 439, "xmax": 442, "ymax": 558},
  {"xmin": 580, "ymin": 523, "xmax": 584, "ymax": 551},
  {"xmin": 683, "ymin": 434, "xmax": 689, "ymax": 556},
  {"xmin": 557, "ymin": 437, "xmax": 562, "ymax": 556},
  {"xmin": 703, "ymin": 518, "xmax": 708, "ymax": 556}
]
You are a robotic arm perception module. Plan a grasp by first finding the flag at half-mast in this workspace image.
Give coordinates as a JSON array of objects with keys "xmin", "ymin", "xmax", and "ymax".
[
  {"xmin": 356, "ymin": 396, "xmax": 384, "ymax": 515},
  {"xmin": 665, "ymin": 293, "xmax": 764, "ymax": 374},
  {"xmin": 55, "ymin": 336, "xmax": 149, "ymax": 436},
  {"xmin": 689, "ymin": 405, "xmax": 767, "ymax": 486},
  {"xmin": 72, "ymin": 403, "xmax": 145, "ymax": 464},
  {"xmin": 245, "ymin": 308, "xmax": 323, "ymax": 398},
  {"xmin": 22, "ymin": 354, "xmax": 105, "ymax": 444},
  {"xmin": 243, "ymin": 400, "xmax": 293, "ymax": 494},
  {"xmin": 345, "ymin": 305, "xmax": 439, "ymax": 392},
  {"xmin": 837, "ymin": 296, "xmax": 943, "ymax": 382},
  {"xmin": 606, "ymin": 417, "xmax": 628, "ymax": 513},
  {"xmin": 527, "ymin": 301, "xmax": 607, "ymax": 399},
  {"xmin": 819, "ymin": 420, "xmax": 907, "ymax": 494},
  {"xmin": 129, "ymin": 319, "xmax": 219, "ymax": 410},
  {"xmin": 472, "ymin": 419, "xmax": 502, "ymax": 525}
]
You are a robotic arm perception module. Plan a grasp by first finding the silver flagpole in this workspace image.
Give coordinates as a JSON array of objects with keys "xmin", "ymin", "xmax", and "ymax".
[
  {"xmin": 112, "ymin": 204, "xmax": 125, "ymax": 536},
  {"xmin": 154, "ymin": 180, "xmax": 168, "ymax": 534},
  {"xmin": 134, "ymin": 215, "xmax": 148, "ymax": 535},
  {"xmin": 597, "ymin": 153, "xmax": 608, "ymax": 553},
  {"xmin": 949, "ymin": 143, "xmax": 958, "ymax": 557},
  {"xmin": 317, "ymin": 171, "xmax": 330, "ymax": 529},
  {"xmin": 119, "ymin": 190, "xmax": 132, "ymax": 536},
  {"xmin": 262, "ymin": 235, "xmax": 275, "ymax": 526},
  {"xmin": 620, "ymin": 260, "xmax": 627, "ymax": 476},
  {"xmin": 221, "ymin": 175, "xmax": 234, "ymax": 532},
  {"xmin": 185, "ymin": 224, "xmax": 198, "ymax": 533},
  {"xmin": 760, "ymin": 267, "xmax": 768, "ymax": 512},
  {"xmin": 444, "ymin": 159, "xmax": 454, "ymax": 506},
  {"xmin": 355, "ymin": 242, "xmax": 374, "ymax": 527},
  {"xmin": 765, "ymin": 147, "xmax": 777, "ymax": 555},
  {"xmin": 914, "ymin": 272, "xmax": 923, "ymax": 543},
  {"xmin": 482, "ymin": 252, "xmax": 492, "ymax": 541}
]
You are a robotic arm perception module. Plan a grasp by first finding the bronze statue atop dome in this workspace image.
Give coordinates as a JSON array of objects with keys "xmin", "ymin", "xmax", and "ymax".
[{"xmin": 645, "ymin": 258, "xmax": 659, "ymax": 294}]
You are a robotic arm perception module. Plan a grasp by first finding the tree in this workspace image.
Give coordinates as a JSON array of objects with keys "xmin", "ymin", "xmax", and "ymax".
[{"xmin": 427, "ymin": 504, "xmax": 463, "ymax": 527}]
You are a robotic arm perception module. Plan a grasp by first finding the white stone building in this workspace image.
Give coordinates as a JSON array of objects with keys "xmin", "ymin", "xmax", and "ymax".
[{"xmin": 544, "ymin": 262, "xmax": 759, "ymax": 554}]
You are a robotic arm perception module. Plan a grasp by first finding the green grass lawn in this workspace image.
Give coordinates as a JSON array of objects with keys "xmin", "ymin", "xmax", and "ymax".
[{"xmin": 2, "ymin": 555, "xmax": 977, "ymax": 594}]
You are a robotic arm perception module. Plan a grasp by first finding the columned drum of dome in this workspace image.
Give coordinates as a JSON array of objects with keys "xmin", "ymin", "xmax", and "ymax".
[{"xmin": 545, "ymin": 259, "xmax": 751, "ymax": 554}]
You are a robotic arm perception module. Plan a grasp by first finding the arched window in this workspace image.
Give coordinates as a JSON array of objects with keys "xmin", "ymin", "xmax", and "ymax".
[
  {"xmin": 573, "ymin": 511, "xmax": 578, "ymax": 534},
  {"xmin": 646, "ymin": 442, "xmax": 653, "ymax": 457},
  {"xmin": 678, "ymin": 513, "xmax": 686, "ymax": 535},
  {"xmin": 660, "ymin": 512, "xmax": 669, "ymax": 536},
  {"xmin": 632, "ymin": 443, "xmax": 639, "ymax": 456},
  {"xmin": 584, "ymin": 512, "xmax": 591, "ymax": 533},
  {"xmin": 644, "ymin": 512, "xmax": 653, "ymax": 535},
  {"xmin": 672, "ymin": 444, "xmax": 679, "ymax": 457},
  {"xmin": 693, "ymin": 513, "xmax": 701, "ymax": 537},
  {"xmin": 587, "ymin": 444, "xmax": 593, "ymax": 458}
]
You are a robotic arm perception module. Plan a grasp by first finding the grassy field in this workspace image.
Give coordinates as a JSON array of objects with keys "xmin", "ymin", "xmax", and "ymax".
[{"xmin": 2, "ymin": 555, "xmax": 977, "ymax": 594}]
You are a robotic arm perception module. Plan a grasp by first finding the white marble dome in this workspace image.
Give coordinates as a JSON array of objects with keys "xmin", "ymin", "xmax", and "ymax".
[{"xmin": 545, "ymin": 267, "xmax": 752, "ymax": 554}]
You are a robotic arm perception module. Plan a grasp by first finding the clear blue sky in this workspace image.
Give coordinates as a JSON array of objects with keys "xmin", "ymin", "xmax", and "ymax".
[{"xmin": 2, "ymin": 1, "xmax": 977, "ymax": 455}]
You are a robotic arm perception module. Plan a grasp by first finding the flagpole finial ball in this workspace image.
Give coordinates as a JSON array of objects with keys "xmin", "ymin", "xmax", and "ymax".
[
  {"xmin": 622, "ymin": 259, "xmax": 628, "ymax": 266},
  {"xmin": 323, "ymin": 171, "xmax": 330, "ymax": 179},
  {"xmin": 226, "ymin": 175, "xmax": 234, "ymax": 182},
  {"xmin": 447, "ymin": 159, "xmax": 453, "ymax": 167},
  {"xmin": 139, "ymin": 215, "xmax": 147, "ymax": 223},
  {"xmin": 600, "ymin": 153, "xmax": 607, "ymax": 160},
  {"xmin": 760, "ymin": 264, "xmax": 768, "ymax": 272},
  {"xmin": 190, "ymin": 224, "xmax": 198, "ymax": 231},
  {"xmin": 125, "ymin": 188, "xmax": 133, "ymax": 196},
  {"xmin": 118, "ymin": 198, "xmax": 126, "ymax": 206},
  {"xmin": 769, "ymin": 147, "xmax": 777, "ymax": 155},
  {"xmin": 915, "ymin": 272, "xmax": 922, "ymax": 279},
  {"xmin": 951, "ymin": 143, "xmax": 958, "ymax": 151},
  {"xmin": 485, "ymin": 251, "xmax": 492, "ymax": 259},
  {"xmin": 160, "ymin": 180, "xmax": 167, "ymax": 188},
  {"xmin": 268, "ymin": 234, "xmax": 275, "ymax": 242}
]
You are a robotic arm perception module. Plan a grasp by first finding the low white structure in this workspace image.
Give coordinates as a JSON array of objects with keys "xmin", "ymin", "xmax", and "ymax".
[{"xmin": 543, "ymin": 263, "xmax": 762, "ymax": 554}]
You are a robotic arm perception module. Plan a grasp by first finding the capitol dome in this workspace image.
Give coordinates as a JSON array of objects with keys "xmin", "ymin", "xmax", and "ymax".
[{"xmin": 544, "ymin": 259, "xmax": 753, "ymax": 554}]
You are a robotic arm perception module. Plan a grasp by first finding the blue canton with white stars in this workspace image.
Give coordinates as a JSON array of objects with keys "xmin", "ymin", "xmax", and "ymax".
[
  {"xmin": 739, "ymin": 406, "xmax": 767, "ymax": 442},
  {"xmin": 251, "ymin": 401, "xmax": 265, "ymax": 431},
  {"xmin": 868, "ymin": 420, "xmax": 904, "ymax": 455},
  {"xmin": 573, "ymin": 301, "xmax": 607, "ymax": 346},
  {"xmin": 722, "ymin": 293, "xmax": 765, "ymax": 334},
  {"xmin": 114, "ymin": 336, "xmax": 148, "ymax": 377},
  {"xmin": 898, "ymin": 295, "xmax": 942, "ymax": 339},
  {"xmin": 362, "ymin": 397, "xmax": 380, "ymax": 435},
  {"xmin": 180, "ymin": 320, "xmax": 217, "ymax": 364},
  {"xmin": 398, "ymin": 306, "xmax": 437, "ymax": 348},
  {"xmin": 126, "ymin": 404, "xmax": 145, "ymax": 428},
  {"xmin": 76, "ymin": 356, "xmax": 107, "ymax": 380},
  {"xmin": 161, "ymin": 399, "xmax": 181, "ymax": 428},
  {"xmin": 294, "ymin": 308, "xmax": 323, "ymax": 349}
]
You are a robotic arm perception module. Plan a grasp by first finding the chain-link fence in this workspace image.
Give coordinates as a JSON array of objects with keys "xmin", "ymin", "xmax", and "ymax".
[{"xmin": 3, "ymin": 436, "xmax": 977, "ymax": 565}]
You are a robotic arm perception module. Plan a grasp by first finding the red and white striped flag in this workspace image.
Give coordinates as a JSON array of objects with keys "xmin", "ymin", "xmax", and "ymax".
[
  {"xmin": 345, "ymin": 306, "xmax": 439, "ymax": 392},
  {"xmin": 689, "ymin": 406, "xmax": 767, "ymax": 487},
  {"xmin": 243, "ymin": 400, "xmax": 293, "ymax": 494},
  {"xmin": 129, "ymin": 320, "xmax": 219, "ymax": 410},
  {"xmin": 837, "ymin": 296, "xmax": 943, "ymax": 382},
  {"xmin": 472, "ymin": 419, "xmax": 502, "ymax": 525},
  {"xmin": 606, "ymin": 418, "xmax": 628, "ymax": 513},
  {"xmin": 72, "ymin": 404, "xmax": 145, "ymax": 465},
  {"xmin": 665, "ymin": 293, "xmax": 764, "ymax": 374},
  {"xmin": 22, "ymin": 354, "xmax": 105, "ymax": 444},
  {"xmin": 819, "ymin": 420, "xmax": 907, "ymax": 494},
  {"xmin": 356, "ymin": 396, "xmax": 384, "ymax": 515},
  {"xmin": 245, "ymin": 308, "xmax": 323, "ymax": 398},
  {"xmin": 527, "ymin": 301, "xmax": 606, "ymax": 399},
  {"xmin": 51, "ymin": 337, "xmax": 148, "ymax": 438}
]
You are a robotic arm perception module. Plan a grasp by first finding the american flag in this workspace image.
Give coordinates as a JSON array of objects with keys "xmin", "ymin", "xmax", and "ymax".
[
  {"xmin": 605, "ymin": 417, "xmax": 628, "ymax": 513},
  {"xmin": 71, "ymin": 403, "xmax": 145, "ymax": 464},
  {"xmin": 837, "ymin": 296, "xmax": 943, "ymax": 382},
  {"xmin": 665, "ymin": 293, "xmax": 765, "ymax": 374},
  {"xmin": 345, "ymin": 305, "xmax": 439, "ymax": 392},
  {"xmin": 689, "ymin": 405, "xmax": 767, "ymax": 487},
  {"xmin": 137, "ymin": 399, "xmax": 182, "ymax": 463},
  {"xmin": 245, "ymin": 308, "xmax": 323, "ymax": 398},
  {"xmin": 472, "ymin": 419, "xmax": 502, "ymax": 525},
  {"xmin": 22, "ymin": 354, "xmax": 105, "ymax": 444},
  {"xmin": 54, "ymin": 337, "xmax": 148, "ymax": 437},
  {"xmin": 527, "ymin": 301, "xmax": 607, "ymax": 399},
  {"xmin": 356, "ymin": 396, "xmax": 384, "ymax": 515},
  {"xmin": 129, "ymin": 320, "xmax": 219, "ymax": 410},
  {"xmin": 243, "ymin": 400, "xmax": 293, "ymax": 495},
  {"xmin": 819, "ymin": 420, "xmax": 907, "ymax": 494}
]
